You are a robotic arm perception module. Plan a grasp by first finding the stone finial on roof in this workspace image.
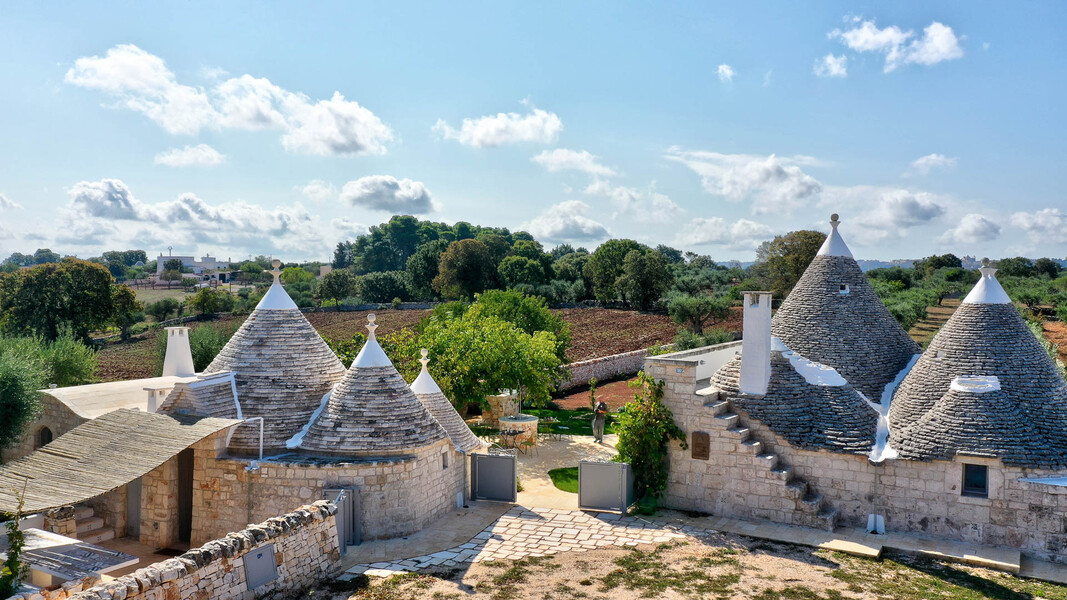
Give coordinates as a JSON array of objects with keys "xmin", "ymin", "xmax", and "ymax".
[
  {"xmin": 256, "ymin": 259, "xmax": 299, "ymax": 310},
  {"xmin": 412, "ymin": 348, "xmax": 443, "ymax": 395},
  {"xmin": 816, "ymin": 213, "xmax": 853, "ymax": 258},
  {"xmin": 270, "ymin": 259, "xmax": 282, "ymax": 284},
  {"xmin": 962, "ymin": 258, "xmax": 1011, "ymax": 305},
  {"xmin": 352, "ymin": 313, "xmax": 392, "ymax": 367}
]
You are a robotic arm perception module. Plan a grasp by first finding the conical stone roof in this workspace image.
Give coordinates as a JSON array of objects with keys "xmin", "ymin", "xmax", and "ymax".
[
  {"xmin": 888, "ymin": 265, "xmax": 1067, "ymax": 465},
  {"xmin": 412, "ymin": 349, "xmax": 486, "ymax": 453},
  {"xmin": 892, "ymin": 376, "xmax": 1061, "ymax": 466},
  {"xmin": 710, "ymin": 344, "xmax": 879, "ymax": 454},
  {"xmin": 298, "ymin": 315, "xmax": 448, "ymax": 456},
  {"xmin": 771, "ymin": 214, "xmax": 921, "ymax": 399},
  {"xmin": 205, "ymin": 261, "xmax": 346, "ymax": 455}
]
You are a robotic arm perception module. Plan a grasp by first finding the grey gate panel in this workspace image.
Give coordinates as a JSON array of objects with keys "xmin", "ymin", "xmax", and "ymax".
[
  {"xmin": 578, "ymin": 460, "xmax": 634, "ymax": 513},
  {"xmin": 324, "ymin": 487, "xmax": 361, "ymax": 553},
  {"xmin": 471, "ymin": 450, "xmax": 517, "ymax": 502},
  {"xmin": 243, "ymin": 542, "xmax": 278, "ymax": 590}
]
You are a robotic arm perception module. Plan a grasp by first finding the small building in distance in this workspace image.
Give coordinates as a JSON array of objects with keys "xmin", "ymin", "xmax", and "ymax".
[{"xmin": 154, "ymin": 252, "xmax": 232, "ymax": 275}]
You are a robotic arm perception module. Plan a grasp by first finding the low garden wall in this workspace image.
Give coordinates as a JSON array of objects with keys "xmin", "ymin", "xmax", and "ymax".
[
  {"xmin": 7, "ymin": 501, "xmax": 341, "ymax": 600},
  {"xmin": 558, "ymin": 347, "xmax": 664, "ymax": 392}
]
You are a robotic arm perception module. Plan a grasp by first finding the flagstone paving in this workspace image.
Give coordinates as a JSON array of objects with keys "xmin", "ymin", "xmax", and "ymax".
[{"xmin": 341, "ymin": 506, "xmax": 689, "ymax": 579}]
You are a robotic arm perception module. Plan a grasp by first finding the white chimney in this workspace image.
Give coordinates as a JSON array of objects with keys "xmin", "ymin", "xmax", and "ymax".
[
  {"xmin": 162, "ymin": 326, "xmax": 195, "ymax": 377},
  {"xmin": 739, "ymin": 291, "xmax": 772, "ymax": 396}
]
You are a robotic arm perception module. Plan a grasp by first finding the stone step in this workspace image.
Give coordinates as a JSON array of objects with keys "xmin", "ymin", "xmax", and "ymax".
[
  {"xmin": 696, "ymin": 386, "xmax": 721, "ymax": 403},
  {"xmin": 80, "ymin": 528, "xmax": 115, "ymax": 544},
  {"xmin": 755, "ymin": 454, "xmax": 778, "ymax": 470},
  {"xmin": 800, "ymin": 493, "xmax": 824, "ymax": 512},
  {"xmin": 739, "ymin": 439, "xmax": 763, "ymax": 455},
  {"xmin": 75, "ymin": 516, "xmax": 103, "ymax": 533},
  {"xmin": 713, "ymin": 413, "xmax": 739, "ymax": 429},
  {"xmin": 706, "ymin": 400, "xmax": 730, "ymax": 415},
  {"xmin": 73, "ymin": 506, "xmax": 94, "ymax": 521},
  {"xmin": 724, "ymin": 427, "xmax": 750, "ymax": 441},
  {"xmin": 769, "ymin": 466, "xmax": 792, "ymax": 481},
  {"xmin": 784, "ymin": 480, "xmax": 807, "ymax": 500},
  {"xmin": 815, "ymin": 507, "xmax": 839, "ymax": 531}
]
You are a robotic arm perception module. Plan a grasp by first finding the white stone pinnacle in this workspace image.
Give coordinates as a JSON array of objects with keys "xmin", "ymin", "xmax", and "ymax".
[
  {"xmin": 411, "ymin": 348, "xmax": 443, "ymax": 395},
  {"xmin": 962, "ymin": 260, "xmax": 1012, "ymax": 305},
  {"xmin": 353, "ymin": 313, "xmax": 392, "ymax": 367},
  {"xmin": 816, "ymin": 213, "xmax": 854, "ymax": 258}
]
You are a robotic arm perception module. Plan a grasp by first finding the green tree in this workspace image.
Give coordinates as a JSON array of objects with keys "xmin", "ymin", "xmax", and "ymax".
[
  {"xmin": 154, "ymin": 322, "xmax": 238, "ymax": 374},
  {"xmin": 0, "ymin": 342, "xmax": 45, "ymax": 451},
  {"xmin": 468, "ymin": 289, "xmax": 571, "ymax": 361},
  {"xmin": 585, "ymin": 239, "xmax": 647, "ymax": 302},
  {"xmin": 416, "ymin": 311, "xmax": 563, "ymax": 413},
  {"xmin": 616, "ymin": 250, "xmax": 673, "ymax": 309},
  {"xmin": 433, "ymin": 239, "xmax": 496, "ymax": 300},
  {"xmin": 145, "ymin": 297, "xmax": 180, "ymax": 322},
  {"xmin": 754, "ymin": 230, "xmax": 825, "ymax": 297},
  {"xmin": 111, "ymin": 285, "xmax": 144, "ymax": 340},
  {"xmin": 498, "ymin": 256, "xmax": 546, "ymax": 288},
  {"xmin": 319, "ymin": 269, "xmax": 358, "ymax": 307},
  {"xmin": 913, "ymin": 253, "xmax": 963, "ymax": 279},
  {"xmin": 163, "ymin": 258, "xmax": 186, "ymax": 273},
  {"xmin": 358, "ymin": 271, "xmax": 409, "ymax": 302},
  {"xmin": 280, "ymin": 266, "xmax": 314, "ymax": 285},
  {"xmin": 405, "ymin": 239, "xmax": 450, "ymax": 301},
  {"xmin": 998, "ymin": 257, "xmax": 1035, "ymax": 277},
  {"xmin": 186, "ymin": 287, "xmax": 236, "ymax": 314},
  {"xmin": 33, "ymin": 248, "xmax": 60, "ymax": 265},
  {"xmin": 655, "ymin": 244, "xmax": 685, "ymax": 264},
  {"xmin": 0, "ymin": 259, "xmax": 116, "ymax": 342},
  {"xmin": 667, "ymin": 292, "xmax": 730, "ymax": 334},
  {"xmin": 613, "ymin": 372, "xmax": 687, "ymax": 511},
  {"xmin": 1034, "ymin": 258, "xmax": 1062, "ymax": 279}
]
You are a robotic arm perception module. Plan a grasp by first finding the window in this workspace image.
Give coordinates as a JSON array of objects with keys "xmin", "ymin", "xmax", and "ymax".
[
  {"xmin": 839, "ymin": 284, "xmax": 850, "ymax": 295},
  {"xmin": 36, "ymin": 427, "xmax": 53, "ymax": 449},
  {"xmin": 962, "ymin": 464, "xmax": 988, "ymax": 498},
  {"xmin": 442, "ymin": 452, "xmax": 450, "ymax": 469}
]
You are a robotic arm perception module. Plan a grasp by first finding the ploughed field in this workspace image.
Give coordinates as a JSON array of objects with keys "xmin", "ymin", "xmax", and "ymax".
[{"xmin": 93, "ymin": 307, "xmax": 691, "ymax": 382}]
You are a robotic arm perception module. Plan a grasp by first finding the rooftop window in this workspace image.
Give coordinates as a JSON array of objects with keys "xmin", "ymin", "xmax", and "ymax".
[
  {"xmin": 962, "ymin": 464, "xmax": 988, "ymax": 498},
  {"xmin": 838, "ymin": 284, "xmax": 850, "ymax": 295}
]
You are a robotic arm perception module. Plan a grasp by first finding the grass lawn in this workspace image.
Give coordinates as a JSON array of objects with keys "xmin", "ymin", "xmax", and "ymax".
[
  {"xmin": 524, "ymin": 407, "xmax": 616, "ymax": 437},
  {"xmin": 547, "ymin": 467, "xmax": 579, "ymax": 493},
  {"xmin": 133, "ymin": 287, "xmax": 195, "ymax": 304}
]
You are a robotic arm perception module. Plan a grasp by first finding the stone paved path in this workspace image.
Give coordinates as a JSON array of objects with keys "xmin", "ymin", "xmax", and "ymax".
[{"xmin": 341, "ymin": 506, "xmax": 690, "ymax": 579}]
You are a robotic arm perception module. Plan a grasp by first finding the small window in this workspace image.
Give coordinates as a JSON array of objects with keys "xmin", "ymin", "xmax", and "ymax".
[
  {"xmin": 37, "ymin": 427, "xmax": 53, "ymax": 449},
  {"xmin": 962, "ymin": 464, "xmax": 988, "ymax": 498},
  {"xmin": 442, "ymin": 452, "xmax": 450, "ymax": 469},
  {"xmin": 839, "ymin": 284, "xmax": 850, "ymax": 295}
]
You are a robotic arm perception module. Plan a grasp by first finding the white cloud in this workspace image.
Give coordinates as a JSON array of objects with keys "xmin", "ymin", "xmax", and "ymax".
[
  {"xmin": 66, "ymin": 44, "xmax": 393, "ymax": 157},
  {"xmin": 814, "ymin": 54, "xmax": 848, "ymax": 78},
  {"xmin": 583, "ymin": 180, "xmax": 684, "ymax": 223},
  {"xmin": 0, "ymin": 193, "xmax": 22, "ymax": 210},
  {"xmin": 532, "ymin": 149, "xmax": 616, "ymax": 177},
  {"xmin": 939, "ymin": 213, "xmax": 1001, "ymax": 245},
  {"xmin": 330, "ymin": 217, "xmax": 369, "ymax": 239},
  {"xmin": 830, "ymin": 19, "xmax": 964, "ymax": 73},
  {"xmin": 666, "ymin": 149, "xmax": 823, "ymax": 214},
  {"xmin": 907, "ymin": 153, "xmax": 957, "ymax": 175},
  {"xmin": 521, "ymin": 200, "xmax": 610, "ymax": 243},
  {"xmin": 1011, "ymin": 208, "xmax": 1067, "ymax": 244},
  {"xmin": 67, "ymin": 178, "xmax": 148, "ymax": 220},
  {"xmin": 674, "ymin": 217, "xmax": 774, "ymax": 251},
  {"xmin": 822, "ymin": 185, "xmax": 948, "ymax": 242},
  {"xmin": 717, "ymin": 64, "xmax": 735, "ymax": 83},
  {"xmin": 339, "ymin": 175, "xmax": 438, "ymax": 214},
  {"xmin": 154, "ymin": 144, "xmax": 226, "ymax": 167},
  {"xmin": 433, "ymin": 107, "xmax": 562, "ymax": 148},
  {"xmin": 0, "ymin": 226, "xmax": 12, "ymax": 240},
  {"xmin": 297, "ymin": 180, "xmax": 337, "ymax": 204}
]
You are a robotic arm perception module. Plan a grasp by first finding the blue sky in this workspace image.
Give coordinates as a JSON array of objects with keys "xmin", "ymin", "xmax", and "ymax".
[{"xmin": 1, "ymin": 1, "xmax": 1065, "ymax": 262}]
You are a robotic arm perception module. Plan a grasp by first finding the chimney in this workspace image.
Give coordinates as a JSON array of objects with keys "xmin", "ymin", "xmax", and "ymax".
[
  {"xmin": 162, "ymin": 326, "xmax": 195, "ymax": 377},
  {"xmin": 739, "ymin": 291, "xmax": 773, "ymax": 396}
]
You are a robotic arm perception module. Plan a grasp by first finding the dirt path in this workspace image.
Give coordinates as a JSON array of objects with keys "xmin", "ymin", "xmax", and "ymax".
[{"xmin": 1043, "ymin": 320, "xmax": 1067, "ymax": 365}]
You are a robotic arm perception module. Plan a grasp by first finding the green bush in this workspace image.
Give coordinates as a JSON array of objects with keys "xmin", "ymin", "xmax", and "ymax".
[
  {"xmin": 0, "ymin": 341, "xmax": 46, "ymax": 450},
  {"xmin": 613, "ymin": 372, "xmax": 687, "ymax": 512},
  {"xmin": 673, "ymin": 329, "xmax": 735, "ymax": 350},
  {"xmin": 153, "ymin": 321, "xmax": 239, "ymax": 374},
  {"xmin": 42, "ymin": 334, "xmax": 97, "ymax": 386}
]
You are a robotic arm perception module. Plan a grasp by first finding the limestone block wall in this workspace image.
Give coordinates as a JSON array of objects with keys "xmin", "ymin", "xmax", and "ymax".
[
  {"xmin": 193, "ymin": 438, "xmax": 464, "ymax": 544},
  {"xmin": 1, "ymin": 398, "xmax": 85, "ymax": 463},
  {"xmin": 7, "ymin": 501, "xmax": 341, "ymax": 600},
  {"xmin": 649, "ymin": 355, "xmax": 1067, "ymax": 563},
  {"xmin": 557, "ymin": 348, "xmax": 654, "ymax": 392},
  {"xmin": 84, "ymin": 486, "xmax": 127, "ymax": 539},
  {"xmin": 139, "ymin": 454, "xmax": 181, "ymax": 549}
]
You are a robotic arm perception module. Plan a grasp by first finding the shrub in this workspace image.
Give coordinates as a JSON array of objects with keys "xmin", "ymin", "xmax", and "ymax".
[
  {"xmin": 613, "ymin": 372, "xmax": 687, "ymax": 513},
  {"xmin": 42, "ymin": 334, "xmax": 97, "ymax": 386},
  {"xmin": 153, "ymin": 321, "xmax": 239, "ymax": 374},
  {"xmin": 673, "ymin": 329, "xmax": 735, "ymax": 350}
]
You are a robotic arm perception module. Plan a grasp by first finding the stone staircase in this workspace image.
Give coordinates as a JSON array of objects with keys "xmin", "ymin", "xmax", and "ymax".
[
  {"xmin": 73, "ymin": 505, "xmax": 115, "ymax": 544},
  {"xmin": 704, "ymin": 395, "xmax": 839, "ymax": 531}
]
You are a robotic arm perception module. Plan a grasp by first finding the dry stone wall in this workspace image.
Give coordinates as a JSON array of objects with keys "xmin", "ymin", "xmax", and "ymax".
[
  {"xmin": 557, "ymin": 348, "xmax": 656, "ymax": 392},
  {"xmin": 649, "ymin": 355, "xmax": 1067, "ymax": 564},
  {"xmin": 193, "ymin": 437, "xmax": 463, "ymax": 544},
  {"xmin": 8, "ymin": 501, "xmax": 340, "ymax": 600}
]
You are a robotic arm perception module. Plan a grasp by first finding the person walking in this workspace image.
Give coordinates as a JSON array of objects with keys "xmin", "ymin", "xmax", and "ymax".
[{"xmin": 593, "ymin": 398, "xmax": 608, "ymax": 443}]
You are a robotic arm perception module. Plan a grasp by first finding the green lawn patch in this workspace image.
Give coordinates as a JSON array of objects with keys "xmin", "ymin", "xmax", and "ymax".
[
  {"xmin": 548, "ymin": 467, "xmax": 579, "ymax": 493},
  {"xmin": 524, "ymin": 407, "xmax": 616, "ymax": 437}
]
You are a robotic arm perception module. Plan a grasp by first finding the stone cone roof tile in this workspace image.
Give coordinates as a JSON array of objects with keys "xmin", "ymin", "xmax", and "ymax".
[
  {"xmin": 299, "ymin": 326, "xmax": 448, "ymax": 455},
  {"xmin": 892, "ymin": 380, "xmax": 1062, "ymax": 467},
  {"xmin": 158, "ymin": 373, "xmax": 240, "ymax": 420},
  {"xmin": 711, "ymin": 352, "xmax": 879, "ymax": 454},
  {"xmin": 772, "ymin": 253, "xmax": 921, "ymax": 399},
  {"xmin": 411, "ymin": 356, "xmax": 486, "ymax": 453},
  {"xmin": 888, "ymin": 302, "xmax": 1067, "ymax": 465},
  {"xmin": 205, "ymin": 306, "xmax": 346, "ymax": 455}
]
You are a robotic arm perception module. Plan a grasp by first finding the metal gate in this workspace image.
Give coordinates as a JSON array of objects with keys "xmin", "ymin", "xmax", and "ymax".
[
  {"xmin": 324, "ymin": 487, "xmax": 360, "ymax": 553},
  {"xmin": 578, "ymin": 460, "xmax": 634, "ymax": 513},
  {"xmin": 471, "ymin": 450, "xmax": 517, "ymax": 502}
]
